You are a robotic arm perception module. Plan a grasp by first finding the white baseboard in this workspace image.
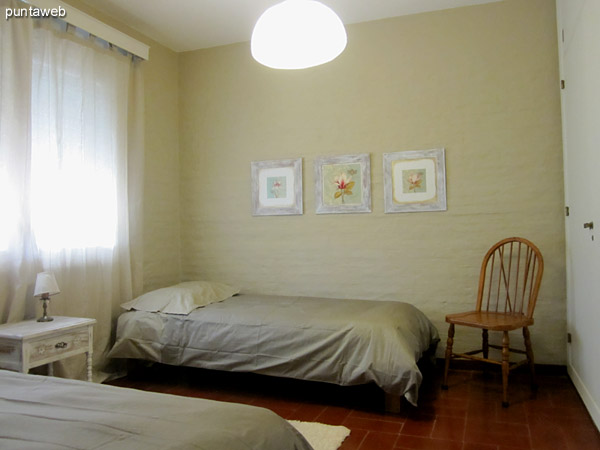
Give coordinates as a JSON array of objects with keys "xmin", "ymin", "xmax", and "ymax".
[{"xmin": 568, "ymin": 364, "xmax": 600, "ymax": 430}]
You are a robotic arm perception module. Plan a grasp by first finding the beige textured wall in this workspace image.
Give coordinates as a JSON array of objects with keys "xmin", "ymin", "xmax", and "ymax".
[
  {"xmin": 179, "ymin": 0, "xmax": 566, "ymax": 363},
  {"xmin": 62, "ymin": 0, "xmax": 182, "ymax": 292}
]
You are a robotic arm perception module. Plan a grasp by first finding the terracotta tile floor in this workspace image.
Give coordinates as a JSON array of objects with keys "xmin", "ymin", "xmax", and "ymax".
[{"xmin": 108, "ymin": 364, "xmax": 600, "ymax": 450}]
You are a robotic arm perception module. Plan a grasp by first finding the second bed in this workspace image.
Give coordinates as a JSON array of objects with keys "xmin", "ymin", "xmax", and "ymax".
[{"xmin": 108, "ymin": 284, "xmax": 439, "ymax": 409}]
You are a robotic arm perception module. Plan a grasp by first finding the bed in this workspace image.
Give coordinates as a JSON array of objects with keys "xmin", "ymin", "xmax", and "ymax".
[
  {"xmin": 0, "ymin": 369, "xmax": 312, "ymax": 449},
  {"xmin": 108, "ymin": 282, "xmax": 440, "ymax": 409}
]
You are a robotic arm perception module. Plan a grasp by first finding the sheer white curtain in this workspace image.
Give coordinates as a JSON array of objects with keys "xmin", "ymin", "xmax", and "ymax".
[
  {"xmin": 0, "ymin": 0, "xmax": 37, "ymax": 323},
  {"xmin": 0, "ymin": 0, "xmax": 144, "ymax": 380}
]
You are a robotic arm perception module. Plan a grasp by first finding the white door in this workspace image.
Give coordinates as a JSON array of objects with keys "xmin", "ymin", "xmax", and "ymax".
[{"xmin": 558, "ymin": 0, "xmax": 600, "ymax": 427}]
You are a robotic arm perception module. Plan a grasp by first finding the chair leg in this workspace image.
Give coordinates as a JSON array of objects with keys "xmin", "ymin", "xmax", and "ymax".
[
  {"xmin": 482, "ymin": 329, "xmax": 489, "ymax": 359},
  {"xmin": 442, "ymin": 323, "xmax": 454, "ymax": 390},
  {"xmin": 481, "ymin": 329, "xmax": 490, "ymax": 377},
  {"xmin": 523, "ymin": 327, "xmax": 537, "ymax": 391},
  {"xmin": 501, "ymin": 331, "xmax": 510, "ymax": 407}
]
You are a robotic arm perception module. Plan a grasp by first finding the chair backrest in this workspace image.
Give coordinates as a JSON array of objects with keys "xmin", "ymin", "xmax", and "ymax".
[{"xmin": 475, "ymin": 237, "xmax": 544, "ymax": 319}]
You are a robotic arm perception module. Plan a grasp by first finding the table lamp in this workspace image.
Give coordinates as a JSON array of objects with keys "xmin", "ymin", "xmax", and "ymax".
[{"xmin": 34, "ymin": 272, "xmax": 60, "ymax": 322}]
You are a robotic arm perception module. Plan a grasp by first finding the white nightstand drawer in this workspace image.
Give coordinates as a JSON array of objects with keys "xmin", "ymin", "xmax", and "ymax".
[
  {"xmin": 0, "ymin": 341, "xmax": 21, "ymax": 371},
  {"xmin": 29, "ymin": 330, "xmax": 90, "ymax": 363}
]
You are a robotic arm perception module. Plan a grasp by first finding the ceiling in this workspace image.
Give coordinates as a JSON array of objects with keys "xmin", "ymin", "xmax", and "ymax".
[{"xmin": 78, "ymin": 0, "xmax": 502, "ymax": 53}]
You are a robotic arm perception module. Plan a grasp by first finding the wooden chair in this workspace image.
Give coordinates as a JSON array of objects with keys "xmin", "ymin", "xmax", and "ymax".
[{"xmin": 441, "ymin": 237, "xmax": 544, "ymax": 407}]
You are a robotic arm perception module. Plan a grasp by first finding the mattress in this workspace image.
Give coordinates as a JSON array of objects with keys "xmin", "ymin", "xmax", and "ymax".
[
  {"xmin": 108, "ymin": 294, "xmax": 440, "ymax": 405},
  {"xmin": 0, "ymin": 369, "xmax": 312, "ymax": 450}
]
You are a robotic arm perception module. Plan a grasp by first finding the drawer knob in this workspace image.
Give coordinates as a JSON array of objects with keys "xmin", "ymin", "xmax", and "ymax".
[{"xmin": 55, "ymin": 342, "xmax": 68, "ymax": 349}]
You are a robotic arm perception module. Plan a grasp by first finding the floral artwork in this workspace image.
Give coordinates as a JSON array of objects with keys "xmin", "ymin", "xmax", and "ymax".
[
  {"xmin": 251, "ymin": 158, "xmax": 303, "ymax": 216},
  {"xmin": 267, "ymin": 176, "xmax": 286, "ymax": 199},
  {"xmin": 383, "ymin": 149, "xmax": 446, "ymax": 213},
  {"xmin": 403, "ymin": 169, "xmax": 426, "ymax": 193},
  {"xmin": 334, "ymin": 172, "xmax": 353, "ymax": 200},
  {"xmin": 322, "ymin": 163, "xmax": 362, "ymax": 206},
  {"xmin": 315, "ymin": 154, "xmax": 371, "ymax": 214}
]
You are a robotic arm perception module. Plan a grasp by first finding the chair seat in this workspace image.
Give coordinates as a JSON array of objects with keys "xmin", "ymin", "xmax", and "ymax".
[{"xmin": 445, "ymin": 310, "xmax": 533, "ymax": 331}]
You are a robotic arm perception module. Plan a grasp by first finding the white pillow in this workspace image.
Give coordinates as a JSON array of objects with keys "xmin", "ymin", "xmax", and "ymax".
[{"xmin": 120, "ymin": 281, "xmax": 240, "ymax": 315}]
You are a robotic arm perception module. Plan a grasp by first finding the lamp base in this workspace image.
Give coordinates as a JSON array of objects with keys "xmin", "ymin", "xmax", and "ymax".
[
  {"xmin": 37, "ymin": 298, "xmax": 53, "ymax": 322},
  {"xmin": 37, "ymin": 315, "xmax": 54, "ymax": 322}
]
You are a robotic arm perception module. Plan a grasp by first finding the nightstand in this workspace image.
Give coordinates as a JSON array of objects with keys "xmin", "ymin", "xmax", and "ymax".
[{"xmin": 0, "ymin": 317, "xmax": 96, "ymax": 381}]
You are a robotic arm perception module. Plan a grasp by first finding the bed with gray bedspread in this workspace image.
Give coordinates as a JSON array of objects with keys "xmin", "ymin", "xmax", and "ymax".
[
  {"xmin": 108, "ymin": 294, "xmax": 440, "ymax": 406},
  {"xmin": 0, "ymin": 369, "xmax": 312, "ymax": 449}
]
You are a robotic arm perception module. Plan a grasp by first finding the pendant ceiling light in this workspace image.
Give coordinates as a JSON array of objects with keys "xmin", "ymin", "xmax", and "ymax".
[{"xmin": 251, "ymin": 0, "xmax": 347, "ymax": 70}]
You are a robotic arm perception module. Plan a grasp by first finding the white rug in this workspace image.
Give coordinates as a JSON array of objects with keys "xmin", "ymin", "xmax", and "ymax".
[{"xmin": 288, "ymin": 420, "xmax": 351, "ymax": 450}]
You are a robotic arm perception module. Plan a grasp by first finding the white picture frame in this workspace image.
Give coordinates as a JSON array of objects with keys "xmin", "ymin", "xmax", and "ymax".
[
  {"xmin": 251, "ymin": 158, "xmax": 303, "ymax": 216},
  {"xmin": 383, "ymin": 148, "xmax": 447, "ymax": 213},
  {"xmin": 314, "ymin": 153, "xmax": 371, "ymax": 214}
]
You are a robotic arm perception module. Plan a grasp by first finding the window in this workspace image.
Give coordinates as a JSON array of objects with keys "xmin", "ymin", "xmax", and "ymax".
[{"xmin": 27, "ymin": 27, "xmax": 127, "ymax": 251}]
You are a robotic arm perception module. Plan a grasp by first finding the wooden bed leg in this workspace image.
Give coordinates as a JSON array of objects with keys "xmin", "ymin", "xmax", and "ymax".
[{"xmin": 384, "ymin": 393, "xmax": 402, "ymax": 414}]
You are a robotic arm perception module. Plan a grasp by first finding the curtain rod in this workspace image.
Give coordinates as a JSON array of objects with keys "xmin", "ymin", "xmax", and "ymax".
[{"xmin": 24, "ymin": 0, "xmax": 150, "ymax": 60}]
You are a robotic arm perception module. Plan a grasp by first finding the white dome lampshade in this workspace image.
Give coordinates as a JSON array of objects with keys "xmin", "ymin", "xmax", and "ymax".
[{"xmin": 251, "ymin": 0, "xmax": 347, "ymax": 70}]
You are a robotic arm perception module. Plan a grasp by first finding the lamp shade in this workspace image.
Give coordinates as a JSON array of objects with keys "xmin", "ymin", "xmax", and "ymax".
[
  {"xmin": 251, "ymin": 0, "xmax": 347, "ymax": 69},
  {"xmin": 34, "ymin": 272, "xmax": 60, "ymax": 297}
]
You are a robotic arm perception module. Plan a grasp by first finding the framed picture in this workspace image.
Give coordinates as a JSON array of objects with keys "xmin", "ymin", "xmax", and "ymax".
[
  {"xmin": 314, "ymin": 153, "xmax": 371, "ymax": 214},
  {"xmin": 251, "ymin": 158, "xmax": 303, "ymax": 216},
  {"xmin": 383, "ymin": 148, "xmax": 447, "ymax": 213}
]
